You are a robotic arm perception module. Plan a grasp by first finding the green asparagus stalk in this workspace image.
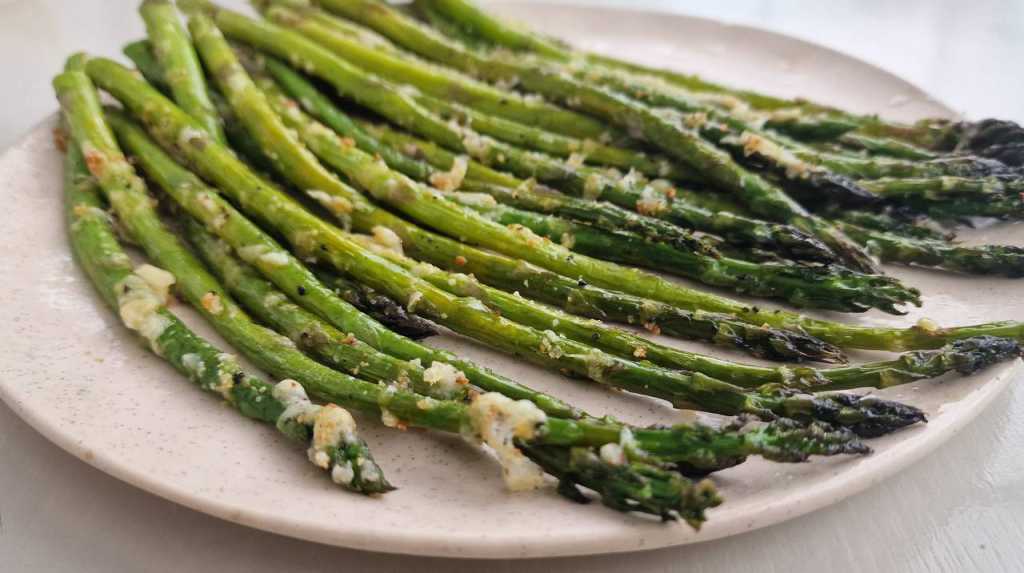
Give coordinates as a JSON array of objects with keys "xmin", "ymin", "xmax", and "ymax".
[
  {"xmin": 859, "ymin": 176, "xmax": 1024, "ymax": 202},
  {"xmin": 105, "ymin": 108, "xmax": 579, "ymax": 420},
  {"xmin": 95, "ymin": 51, "xmax": 923, "ymax": 433},
  {"xmin": 57, "ymin": 71, "xmax": 393, "ymax": 495},
  {"xmin": 668, "ymin": 186, "xmax": 1024, "ymax": 277},
  {"xmin": 318, "ymin": 273, "xmax": 439, "ymax": 340},
  {"xmin": 356, "ymin": 234, "xmax": 1018, "ymax": 391},
  {"xmin": 449, "ymin": 186, "xmax": 921, "ymax": 312},
  {"xmin": 261, "ymin": 58, "xmax": 437, "ymax": 182},
  {"xmin": 59, "ymin": 58, "xmax": 729, "ymax": 518},
  {"xmin": 836, "ymin": 133, "xmax": 938, "ymax": 160},
  {"xmin": 409, "ymin": 0, "xmax": 492, "ymax": 50},
  {"xmin": 238, "ymin": 0, "xmax": 617, "ymax": 140},
  {"xmin": 829, "ymin": 208, "xmax": 952, "ymax": 241},
  {"xmin": 315, "ymin": 216, "xmax": 847, "ymax": 364},
  {"xmin": 360, "ymin": 118, "xmax": 839, "ymax": 264},
  {"xmin": 413, "ymin": 91, "xmax": 686, "ymax": 180},
  {"xmin": 124, "ymin": 40, "xmax": 170, "ymax": 92},
  {"xmin": 457, "ymin": 179, "xmax": 718, "ymax": 256},
  {"xmin": 251, "ymin": 5, "xmax": 841, "ymax": 265},
  {"xmin": 839, "ymin": 222, "xmax": 1024, "ymax": 277},
  {"xmin": 900, "ymin": 195, "xmax": 1024, "ymax": 221},
  {"xmin": 140, "ymin": 0, "xmax": 225, "ymax": 142},
  {"xmin": 207, "ymin": 51, "xmax": 1023, "ymax": 351},
  {"xmin": 419, "ymin": 1, "xmax": 1015, "ymax": 194},
  {"xmin": 183, "ymin": 217, "xmax": 463, "ymax": 399},
  {"xmin": 260, "ymin": 1, "xmax": 685, "ymax": 179},
  {"xmin": 420, "ymin": 0, "xmax": 1024, "ymax": 165},
  {"xmin": 311, "ymin": 0, "xmax": 882, "ymax": 273},
  {"xmin": 796, "ymin": 147, "xmax": 1016, "ymax": 180},
  {"xmin": 103, "ymin": 71, "xmax": 839, "ymax": 374},
  {"xmin": 123, "ymin": 39, "xmax": 276, "ymax": 173},
  {"xmin": 105, "ymin": 110, "xmax": 858, "ymax": 479}
]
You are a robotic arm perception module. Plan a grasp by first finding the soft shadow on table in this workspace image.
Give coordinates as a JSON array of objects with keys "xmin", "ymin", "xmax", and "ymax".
[{"xmin": 1, "ymin": 382, "xmax": 1022, "ymax": 573}]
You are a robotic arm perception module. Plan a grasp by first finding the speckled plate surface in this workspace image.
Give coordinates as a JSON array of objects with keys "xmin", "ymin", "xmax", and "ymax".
[{"xmin": 1, "ymin": 2, "xmax": 1022, "ymax": 559}]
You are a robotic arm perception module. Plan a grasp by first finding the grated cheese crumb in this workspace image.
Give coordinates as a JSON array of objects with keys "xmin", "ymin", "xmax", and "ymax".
[
  {"xmin": 307, "ymin": 404, "xmax": 358, "ymax": 469},
  {"xmin": 428, "ymin": 156, "xmax": 469, "ymax": 191},
  {"xmin": 370, "ymin": 225, "xmax": 404, "ymax": 255},
  {"xmin": 406, "ymin": 291, "xmax": 423, "ymax": 312},
  {"xmin": 306, "ymin": 189, "xmax": 354, "ymax": 217},
  {"xmin": 583, "ymin": 173, "xmax": 603, "ymax": 200},
  {"xmin": 423, "ymin": 362, "xmax": 469, "ymax": 397},
  {"xmin": 201, "ymin": 292, "xmax": 224, "ymax": 315},
  {"xmin": 599, "ymin": 443, "xmax": 626, "ymax": 466},
  {"xmin": 467, "ymin": 393, "xmax": 548, "ymax": 491}
]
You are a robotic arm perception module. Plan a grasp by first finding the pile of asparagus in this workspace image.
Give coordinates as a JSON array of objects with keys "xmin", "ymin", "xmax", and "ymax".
[{"xmin": 51, "ymin": 0, "xmax": 1024, "ymax": 526}]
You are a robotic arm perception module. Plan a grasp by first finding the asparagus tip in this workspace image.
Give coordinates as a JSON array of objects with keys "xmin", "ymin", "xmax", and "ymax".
[
  {"xmin": 815, "ymin": 392, "xmax": 927, "ymax": 438},
  {"xmin": 944, "ymin": 336, "xmax": 1023, "ymax": 375},
  {"xmin": 521, "ymin": 443, "xmax": 722, "ymax": 526}
]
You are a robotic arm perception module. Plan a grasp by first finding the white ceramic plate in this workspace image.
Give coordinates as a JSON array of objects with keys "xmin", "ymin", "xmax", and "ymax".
[{"xmin": 1, "ymin": 1, "xmax": 1022, "ymax": 560}]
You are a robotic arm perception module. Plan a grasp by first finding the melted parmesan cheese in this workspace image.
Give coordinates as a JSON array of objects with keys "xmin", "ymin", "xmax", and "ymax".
[
  {"xmin": 370, "ymin": 225, "xmax": 403, "ymax": 255},
  {"xmin": 422, "ymin": 362, "xmax": 468, "ymax": 397},
  {"xmin": 428, "ymin": 156, "xmax": 469, "ymax": 192},
  {"xmin": 467, "ymin": 393, "xmax": 547, "ymax": 491}
]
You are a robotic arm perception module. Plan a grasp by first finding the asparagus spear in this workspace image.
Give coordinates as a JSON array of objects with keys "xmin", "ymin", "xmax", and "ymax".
[
  {"xmin": 239, "ymin": 61, "xmax": 838, "ymax": 361},
  {"xmin": 413, "ymin": 91, "xmax": 686, "ymax": 180},
  {"xmin": 859, "ymin": 176, "xmax": 1024, "ymax": 202},
  {"xmin": 251, "ymin": 4, "xmax": 842, "ymax": 266},
  {"xmin": 421, "ymin": 0, "xmax": 1024, "ymax": 163},
  {"xmin": 218, "ymin": 50, "xmax": 1023, "ymax": 351},
  {"xmin": 259, "ymin": 2, "xmax": 686, "ymax": 180},
  {"xmin": 57, "ymin": 71, "xmax": 393, "ymax": 495},
  {"xmin": 140, "ymin": 0, "xmax": 226, "ymax": 143},
  {"xmin": 448, "ymin": 186, "xmax": 920, "ymax": 313},
  {"xmin": 103, "ymin": 74, "xmax": 837, "ymax": 371},
  {"xmin": 106, "ymin": 108, "xmax": 579, "ymax": 420},
  {"xmin": 240, "ymin": 0, "xmax": 616, "ymax": 141},
  {"xmin": 124, "ymin": 40, "xmax": 170, "ymax": 92},
  {"xmin": 64, "ymin": 57, "xmax": 808, "ymax": 520},
  {"xmin": 830, "ymin": 208, "xmax": 952, "ymax": 242},
  {"xmin": 670, "ymin": 186, "xmax": 1024, "ymax": 277},
  {"xmin": 183, "ymin": 217, "xmax": 462, "ymax": 399},
  {"xmin": 796, "ymin": 146, "xmax": 1017, "ymax": 180},
  {"xmin": 409, "ymin": 0, "xmax": 491, "ymax": 49},
  {"xmin": 100, "ymin": 74, "xmax": 876, "ymax": 490},
  {"xmin": 836, "ymin": 133, "xmax": 938, "ymax": 160},
  {"xmin": 361, "ymin": 119, "xmax": 839, "ymax": 264},
  {"xmin": 319, "ymin": 273, "xmax": 438, "ymax": 340},
  {"xmin": 316, "ymin": 215, "xmax": 846, "ymax": 364},
  {"xmin": 420, "ymin": 0, "xmax": 1016, "ymax": 182},
  {"xmin": 309, "ymin": 0, "xmax": 881, "ymax": 273},
  {"xmin": 839, "ymin": 223, "xmax": 1024, "ymax": 278},
  {"xmin": 355, "ymin": 233, "xmax": 1018, "ymax": 391},
  {"xmin": 124, "ymin": 38, "xmax": 279, "ymax": 174},
  {"xmin": 95, "ymin": 51, "xmax": 924, "ymax": 433},
  {"xmin": 457, "ymin": 180, "xmax": 718, "ymax": 256}
]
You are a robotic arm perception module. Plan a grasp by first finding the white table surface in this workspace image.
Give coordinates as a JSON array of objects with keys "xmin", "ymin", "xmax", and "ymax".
[{"xmin": 1, "ymin": 1, "xmax": 1022, "ymax": 571}]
